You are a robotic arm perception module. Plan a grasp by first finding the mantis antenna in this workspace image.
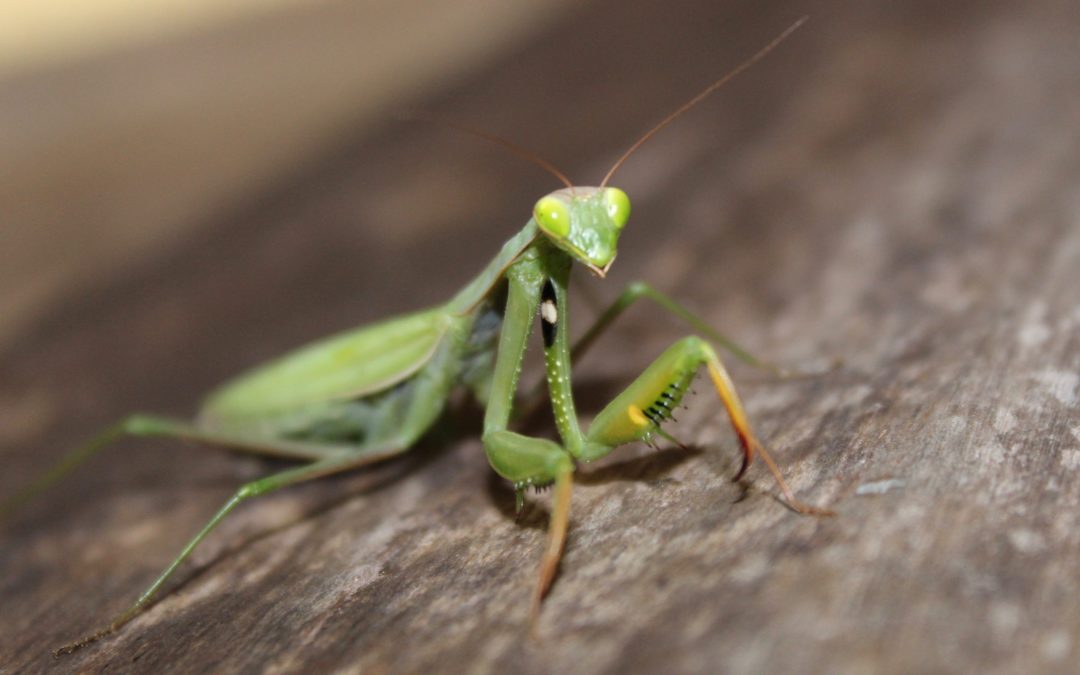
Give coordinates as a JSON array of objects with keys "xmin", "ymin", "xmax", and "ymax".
[
  {"xmin": 600, "ymin": 16, "xmax": 809, "ymax": 187},
  {"xmin": 403, "ymin": 112, "xmax": 574, "ymax": 190}
]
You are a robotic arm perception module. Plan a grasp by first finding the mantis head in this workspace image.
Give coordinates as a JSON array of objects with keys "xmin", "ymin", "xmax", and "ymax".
[
  {"xmin": 420, "ymin": 17, "xmax": 805, "ymax": 280},
  {"xmin": 533, "ymin": 187, "xmax": 630, "ymax": 278}
]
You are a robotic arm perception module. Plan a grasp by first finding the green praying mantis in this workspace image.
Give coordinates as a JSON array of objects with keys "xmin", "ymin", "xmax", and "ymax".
[{"xmin": 2, "ymin": 17, "xmax": 831, "ymax": 655}]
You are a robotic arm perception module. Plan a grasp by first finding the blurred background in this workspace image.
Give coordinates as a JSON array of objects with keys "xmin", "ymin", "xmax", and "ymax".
[{"xmin": 0, "ymin": 0, "xmax": 573, "ymax": 350}]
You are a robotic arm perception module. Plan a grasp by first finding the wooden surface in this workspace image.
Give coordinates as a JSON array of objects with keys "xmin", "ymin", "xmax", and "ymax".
[{"xmin": 2, "ymin": 1, "xmax": 1079, "ymax": 673}]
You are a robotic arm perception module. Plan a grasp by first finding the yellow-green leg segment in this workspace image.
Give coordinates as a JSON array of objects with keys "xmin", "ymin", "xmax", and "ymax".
[{"xmin": 582, "ymin": 336, "xmax": 832, "ymax": 516}]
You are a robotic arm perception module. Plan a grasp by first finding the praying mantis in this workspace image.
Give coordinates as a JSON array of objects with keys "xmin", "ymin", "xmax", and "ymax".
[{"xmin": 2, "ymin": 17, "xmax": 831, "ymax": 656}]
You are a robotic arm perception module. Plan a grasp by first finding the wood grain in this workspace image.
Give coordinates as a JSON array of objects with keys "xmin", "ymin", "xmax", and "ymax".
[{"xmin": 2, "ymin": 1, "xmax": 1078, "ymax": 673}]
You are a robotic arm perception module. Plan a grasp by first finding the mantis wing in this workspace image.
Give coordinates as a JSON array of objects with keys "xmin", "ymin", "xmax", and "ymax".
[{"xmin": 201, "ymin": 307, "xmax": 449, "ymax": 422}]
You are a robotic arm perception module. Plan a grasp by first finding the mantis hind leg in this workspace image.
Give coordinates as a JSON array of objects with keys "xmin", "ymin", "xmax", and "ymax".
[
  {"xmin": 1, "ymin": 414, "xmax": 351, "ymax": 521},
  {"xmin": 50, "ymin": 350, "xmax": 457, "ymax": 654},
  {"xmin": 583, "ymin": 336, "xmax": 832, "ymax": 516},
  {"xmin": 54, "ymin": 440, "xmax": 406, "ymax": 656}
]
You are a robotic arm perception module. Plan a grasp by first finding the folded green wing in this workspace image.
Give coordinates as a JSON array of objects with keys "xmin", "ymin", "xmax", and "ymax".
[{"xmin": 202, "ymin": 307, "xmax": 448, "ymax": 421}]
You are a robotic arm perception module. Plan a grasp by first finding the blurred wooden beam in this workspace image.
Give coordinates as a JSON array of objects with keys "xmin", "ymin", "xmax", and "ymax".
[{"xmin": 0, "ymin": 0, "xmax": 575, "ymax": 350}]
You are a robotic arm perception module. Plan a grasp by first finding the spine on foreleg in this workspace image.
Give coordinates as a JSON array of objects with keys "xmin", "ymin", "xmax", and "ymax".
[{"xmin": 586, "ymin": 337, "xmax": 702, "ymax": 449}]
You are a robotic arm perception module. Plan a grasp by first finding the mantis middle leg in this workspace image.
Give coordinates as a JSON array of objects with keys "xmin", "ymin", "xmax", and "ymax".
[
  {"xmin": 0, "ymin": 415, "xmax": 351, "ymax": 520},
  {"xmin": 573, "ymin": 280, "xmax": 790, "ymax": 375}
]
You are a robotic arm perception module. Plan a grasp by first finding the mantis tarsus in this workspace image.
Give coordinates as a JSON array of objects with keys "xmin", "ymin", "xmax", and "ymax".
[{"xmin": 2, "ymin": 17, "xmax": 831, "ymax": 656}]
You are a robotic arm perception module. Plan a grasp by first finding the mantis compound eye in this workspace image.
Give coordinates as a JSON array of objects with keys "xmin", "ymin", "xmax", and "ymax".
[
  {"xmin": 603, "ymin": 187, "xmax": 631, "ymax": 229},
  {"xmin": 534, "ymin": 195, "xmax": 571, "ymax": 237}
]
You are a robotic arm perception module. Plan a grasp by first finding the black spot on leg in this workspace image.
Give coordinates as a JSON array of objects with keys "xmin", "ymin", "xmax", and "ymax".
[{"xmin": 540, "ymin": 279, "xmax": 557, "ymax": 348}]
